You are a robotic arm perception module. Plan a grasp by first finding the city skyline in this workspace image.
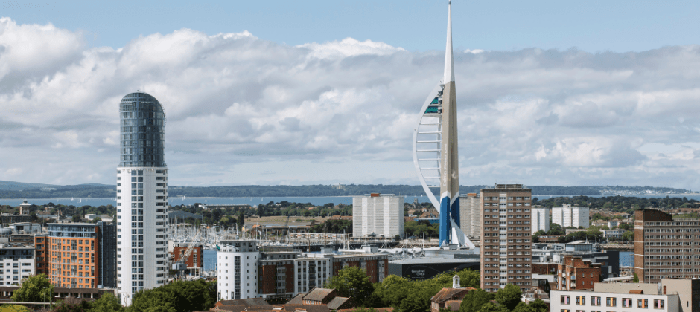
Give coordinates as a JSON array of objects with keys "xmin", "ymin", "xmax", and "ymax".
[{"xmin": 2, "ymin": 2, "xmax": 700, "ymax": 190}]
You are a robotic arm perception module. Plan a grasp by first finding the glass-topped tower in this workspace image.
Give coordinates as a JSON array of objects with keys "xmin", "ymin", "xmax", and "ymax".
[{"xmin": 116, "ymin": 92, "xmax": 169, "ymax": 305}]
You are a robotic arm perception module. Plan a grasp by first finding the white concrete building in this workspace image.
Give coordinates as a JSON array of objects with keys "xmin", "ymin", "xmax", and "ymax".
[
  {"xmin": 116, "ymin": 92, "xmax": 169, "ymax": 305},
  {"xmin": 602, "ymin": 229, "xmax": 624, "ymax": 239},
  {"xmin": 458, "ymin": 193, "xmax": 481, "ymax": 239},
  {"xmin": 531, "ymin": 208, "xmax": 550, "ymax": 234},
  {"xmin": 551, "ymin": 289, "xmax": 678, "ymax": 312},
  {"xmin": 0, "ymin": 246, "xmax": 34, "ymax": 286},
  {"xmin": 217, "ymin": 240, "xmax": 260, "ymax": 300},
  {"xmin": 552, "ymin": 205, "xmax": 589, "ymax": 228},
  {"xmin": 352, "ymin": 194, "xmax": 404, "ymax": 238}
]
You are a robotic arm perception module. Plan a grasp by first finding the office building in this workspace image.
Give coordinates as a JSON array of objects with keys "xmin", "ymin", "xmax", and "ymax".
[
  {"xmin": 530, "ymin": 208, "xmax": 549, "ymax": 234},
  {"xmin": 46, "ymin": 222, "xmax": 117, "ymax": 288},
  {"xmin": 459, "ymin": 193, "xmax": 481, "ymax": 239},
  {"xmin": 552, "ymin": 204, "xmax": 589, "ymax": 228},
  {"xmin": 0, "ymin": 245, "xmax": 34, "ymax": 286},
  {"xmin": 634, "ymin": 209, "xmax": 700, "ymax": 283},
  {"xmin": 352, "ymin": 194, "xmax": 403, "ymax": 238},
  {"xmin": 116, "ymin": 91, "xmax": 169, "ymax": 305},
  {"xmin": 480, "ymin": 184, "xmax": 533, "ymax": 292}
]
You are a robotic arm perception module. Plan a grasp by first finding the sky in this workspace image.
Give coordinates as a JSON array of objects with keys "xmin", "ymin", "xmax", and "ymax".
[{"xmin": 2, "ymin": 1, "xmax": 700, "ymax": 189}]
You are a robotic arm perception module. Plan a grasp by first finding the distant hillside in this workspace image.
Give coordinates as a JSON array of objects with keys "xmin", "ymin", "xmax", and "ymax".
[{"xmin": 0, "ymin": 181, "xmax": 690, "ymax": 198}]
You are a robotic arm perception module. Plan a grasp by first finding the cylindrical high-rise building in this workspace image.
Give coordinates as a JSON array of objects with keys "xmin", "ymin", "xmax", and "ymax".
[{"xmin": 116, "ymin": 92, "xmax": 169, "ymax": 305}]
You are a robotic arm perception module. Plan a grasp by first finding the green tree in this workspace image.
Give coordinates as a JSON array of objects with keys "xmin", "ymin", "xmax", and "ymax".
[
  {"xmin": 622, "ymin": 231, "xmax": 634, "ymax": 241},
  {"xmin": 478, "ymin": 302, "xmax": 509, "ymax": 312},
  {"xmin": 633, "ymin": 273, "xmax": 639, "ymax": 283},
  {"xmin": 130, "ymin": 280, "xmax": 215, "ymax": 312},
  {"xmin": 459, "ymin": 288, "xmax": 493, "ymax": 312},
  {"xmin": 11, "ymin": 274, "xmax": 53, "ymax": 303},
  {"xmin": 512, "ymin": 302, "xmax": 535, "ymax": 312},
  {"xmin": 71, "ymin": 214, "xmax": 82, "ymax": 223},
  {"xmin": 454, "ymin": 269, "xmax": 480, "ymax": 288},
  {"xmin": 494, "ymin": 285, "xmax": 522, "ymax": 311},
  {"xmin": 528, "ymin": 299, "xmax": 548, "ymax": 312},
  {"xmin": 326, "ymin": 267, "xmax": 374, "ymax": 306},
  {"xmin": 89, "ymin": 293, "xmax": 123, "ymax": 312}
]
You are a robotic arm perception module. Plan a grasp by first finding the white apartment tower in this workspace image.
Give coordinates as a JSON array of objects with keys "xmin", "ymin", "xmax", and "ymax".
[
  {"xmin": 116, "ymin": 92, "xmax": 169, "ymax": 305},
  {"xmin": 552, "ymin": 204, "xmax": 589, "ymax": 228},
  {"xmin": 459, "ymin": 193, "xmax": 481, "ymax": 239},
  {"xmin": 352, "ymin": 194, "xmax": 404, "ymax": 238},
  {"xmin": 531, "ymin": 208, "xmax": 550, "ymax": 234},
  {"xmin": 217, "ymin": 241, "xmax": 260, "ymax": 300}
]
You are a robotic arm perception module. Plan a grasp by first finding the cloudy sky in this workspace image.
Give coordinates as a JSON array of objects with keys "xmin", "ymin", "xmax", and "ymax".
[{"xmin": 2, "ymin": 1, "xmax": 700, "ymax": 189}]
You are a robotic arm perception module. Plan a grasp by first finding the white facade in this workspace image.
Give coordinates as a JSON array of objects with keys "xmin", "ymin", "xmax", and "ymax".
[
  {"xmin": 458, "ymin": 194, "xmax": 481, "ymax": 239},
  {"xmin": 294, "ymin": 257, "xmax": 331, "ymax": 294},
  {"xmin": 552, "ymin": 205, "xmax": 589, "ymax": 228},
  {"xmin": 602, "ymin": 229, "xmax": 624, "ymax": 239},
  {"xmin": 217, "ymin": 241, "xmax": 260, "ymax": 300},
  {"xmin": 551, "ymin": 290, "xmax": 678, "ymax": 312},
  {"xmin": 0, "ymin": 247, "xmax": 34, "ymax": 286},
  {"xmin": 116, "ymin": 168, "xmax": 169, "ymax": 305},
  {"xmin": 352, "ymin": 195, "xmax": 404, "ymax": 238},
  {"xmin": 531, "ymin": 208, "xmax": 550, "ymax": 234}
]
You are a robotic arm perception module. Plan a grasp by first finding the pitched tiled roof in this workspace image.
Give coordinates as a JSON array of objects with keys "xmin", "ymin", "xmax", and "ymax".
[
  {"xmin": 326, "ymin": 296, "xmax": 351, "ymax": 310},
  {"xmin": 303, "ymin": 288, "xmax": 335, "ymax": 302},
  {"xmin": 284, "ymin": 305, "xmax": 330, "ymax": 312},
  {"xmin": 431, "ymin": 287, "xmax": 474, "ymax": 303},
  {"xmin": 288, "ymin": 293, "xmax": 305, "ymax": 305}
]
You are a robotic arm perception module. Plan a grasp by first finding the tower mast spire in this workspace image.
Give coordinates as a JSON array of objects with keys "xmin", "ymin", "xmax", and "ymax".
[{"xmin": 444, "ymin": 0, "xmax": 454, "ymax": 83}]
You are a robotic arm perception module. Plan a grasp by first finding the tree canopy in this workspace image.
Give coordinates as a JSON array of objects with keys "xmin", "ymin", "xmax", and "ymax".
[
  {"xmin": 326, "ymin": 267, "xmax": 375, "ymax": 306},
  {"xmin": 11, "ymin": 274, "xmax": 53, "ymax": 303},
  {"xmin": 130, "ymin": 280, "xmax": 216, "ymax": 312}
]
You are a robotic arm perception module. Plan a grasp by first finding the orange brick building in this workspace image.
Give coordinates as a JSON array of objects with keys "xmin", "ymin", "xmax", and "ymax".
[
  {"xmin": 556, "ymin": 255, "xmax": 601, "ymax": 291},
  {"xmin": 47, "ymin": 222, "xmax": 116, "ymax": 288}
]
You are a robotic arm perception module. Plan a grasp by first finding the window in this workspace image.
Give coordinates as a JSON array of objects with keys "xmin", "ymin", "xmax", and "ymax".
[
  {"xmin": 592, "ymin": 296, "xmax": 601, "ymax": 306},
  {"xmin": 623, "ymin": 298, "xmax": 632, "ymax": 308},
  {"xmin": 576, "ymin": 296, "xmax": 585, "ymax": 305},
  {"xmin": 561, "ymin": 295, "xmax": 570, "ymax": 305},
  {"xmin": 654, "ymin": 299, "xmax": 664, "ymax": 309},
  {"xmin": 607, "ymin": 297, "xmax": 617, "ymax": 307},
  {"xmin": 638, "ymin": 299, "xmax": 648, "ymax": 308}
]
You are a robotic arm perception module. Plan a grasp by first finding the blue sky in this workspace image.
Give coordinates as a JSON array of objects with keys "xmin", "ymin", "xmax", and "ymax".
[
  {"xmin": 6, "ymin": 0, "xmax": 700, "ymax": 53},
  {"xmin": 2, "ymin": 1, "xmax": 700, "ymax": 188}
]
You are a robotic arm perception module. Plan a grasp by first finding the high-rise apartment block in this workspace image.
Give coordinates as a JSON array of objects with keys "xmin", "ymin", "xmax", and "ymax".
[
  {"xmin": 634, "ymin": 209, "xmax": 700, "ymax": 283},
  {"xmin": 352, "ymin": 194, "xmax": 404, "ymax": 238},
  {"xmin": 480, "ymin": 184, "xmax": 533, "ymax": 292},
  {"xmin": 116, "ymin": 92, "xmax": 169, "ymax": 305},
  {"xmin": 46, "ymin": 222, "xmax": 117, "ymax": 288},
  {"xmin": 531, "ymin": 208, "xmax": 550, "ymax": 234},
  {"xmin": 552, "ymin": 204, "xmax": 589, "ymax": 228},
  {"xmin": 459, "ymin": 193, "xmax": 481, "ymax": 239}
]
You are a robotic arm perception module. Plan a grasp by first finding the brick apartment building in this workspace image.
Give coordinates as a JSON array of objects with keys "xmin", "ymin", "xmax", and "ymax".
[
  {"xmin": 556, "ymin": 255, "xmax": 601, "ymax": 291},
  {"xmin": 480, "ymin": 184, "xmax": 533, "ymax": 292},
  {"xmin": 634, "ymin": 209, "xmax": 700, "ymax": 283},
  {"xmin": 172, "ymin": 243, "xmax": 203, "ymax": 269},
  {"xmin": 34, "ymin": 234, "xmax": 48, "ymax": 275}
]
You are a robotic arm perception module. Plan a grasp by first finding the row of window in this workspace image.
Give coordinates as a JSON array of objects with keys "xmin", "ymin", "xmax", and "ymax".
[{"xmin": 561, "ymin": 295, "xmax": 665, "ymax": 309}]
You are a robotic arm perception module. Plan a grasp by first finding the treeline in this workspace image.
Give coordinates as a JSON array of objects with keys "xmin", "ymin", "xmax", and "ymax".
[
  {"xmin": 0, "ymin": 185, "xmax": 115, "ymax": 198},
  {"xmin": 534, "ymin": 195, "xmax": 699, "ymax": 212}
]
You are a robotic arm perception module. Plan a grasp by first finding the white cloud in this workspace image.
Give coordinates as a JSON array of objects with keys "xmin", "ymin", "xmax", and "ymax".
[{"xmin": 1, "ymin": 18, "xmax": 700, "ymax": 189}]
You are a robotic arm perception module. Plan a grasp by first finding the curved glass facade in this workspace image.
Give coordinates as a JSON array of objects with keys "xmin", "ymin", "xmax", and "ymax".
[{"xmin": 119, "ymin": 92, "xmax": 166, "ymax": 167}]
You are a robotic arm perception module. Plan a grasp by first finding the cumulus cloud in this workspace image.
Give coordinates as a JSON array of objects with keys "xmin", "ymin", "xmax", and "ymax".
[{"xmin": 1, "ymin": 17, "xmax": 700, "ymax": 189}]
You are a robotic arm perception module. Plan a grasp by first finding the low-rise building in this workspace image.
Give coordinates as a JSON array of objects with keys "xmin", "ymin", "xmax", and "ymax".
[
  {"xmin": 551, "ymin": 289, "xmax": 678, "ymax": 312},
  {"xmin": 602, "ymin": 229, "xmax": 624, "ymax": 239},
  {"xmin": 556, "ymin": 255, "xmax": 601, "ymax": 291}
]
